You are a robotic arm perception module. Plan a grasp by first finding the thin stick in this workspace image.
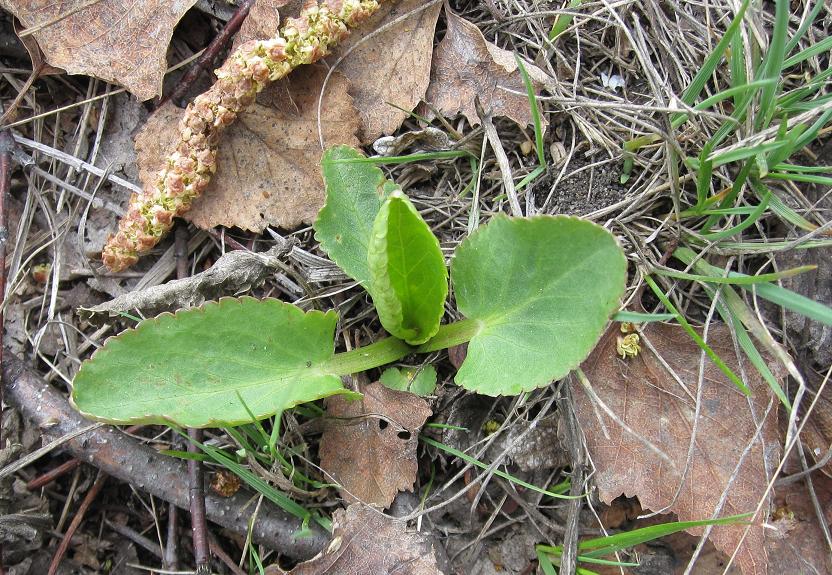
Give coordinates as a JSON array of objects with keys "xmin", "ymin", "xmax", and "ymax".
[
  {"xmin": 47, "ymin": 472, "xmax": 108, "ymax": 575},
  {"xmin": 176, "ymin": 225, "xmax": 211, "ymax": 573},
  {"xmin": 1, "ymin": 353, "xmax": 329, "ymax": 558},
  {"xmin": 0, "ymin": 104, "xmax": 12, "ymax": 575},
  {"xmin": 26, "ymin": 459, "xmax": 82, "ymax": 491},
  {"xmin": 159, "ymin": 0, "xmax": 257, "ymax": 108}
]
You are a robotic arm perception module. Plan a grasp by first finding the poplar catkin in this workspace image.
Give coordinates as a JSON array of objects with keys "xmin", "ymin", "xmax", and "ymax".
[{"xmin": 102, "ymin": 0, "xmax": 383, "ymax": 272}]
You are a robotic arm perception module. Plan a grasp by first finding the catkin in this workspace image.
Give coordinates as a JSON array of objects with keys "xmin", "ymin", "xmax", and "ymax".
[{"xmin": 102, "ymin": 0, "xmax": 383, "ymax": 272}]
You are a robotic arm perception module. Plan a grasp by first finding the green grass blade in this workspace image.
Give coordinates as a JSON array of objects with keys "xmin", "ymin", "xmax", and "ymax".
[
  {"xmin": 549, "ymin": 0, "xmax": 583, "ymax": 41},
  {"xmin": 578, "ymin": 514, "xmax": 751, "ymax": 557},
  {"xmin": 515, "ymin": 54, "xmax": 546, "ymax": 166},
  {"xmin": 612, "ymin": 311, "xmax": 676, "ymax": 322},
  {"xmin": 783, "ymin": 35, "xmax": 832, "ymax": 69},
  {"xmin": 756, "ymin": 0, "xmax": 789, "ymax": 130},
  {"xmin": 645, "ymin": 275, "xmax": 751, "ymax": 395},
  {"xmin": 700, "ymin": 190, "xmax": 770, "ymax": 242},
  {"xmin": 784, "ymin": 0, "xmax": 826, "ymax": 54},
  {"xmin": 768, "ymin": 172, "xmax": 832, "ymax": 186},
  {"xmin": 680, "ymin": 0, "xmax": 751, "ymax": 106},
  {"xmin": 326, "ymin": 150, "xmax": 473, "ymax": 165},
  {"xmin": 742, "ymin": 279, "xmax": 832, "ymax": 326},
  {"xmin": 420, "ymin": 436, "xmax": 577, "ymax": 499},
  {"xmin": 709, "ymin": 141, "xmax": 789, "ymax": 167},
  {"xmin": 653, "ymin": 264, "xmax": 814, "ymax": 285}
]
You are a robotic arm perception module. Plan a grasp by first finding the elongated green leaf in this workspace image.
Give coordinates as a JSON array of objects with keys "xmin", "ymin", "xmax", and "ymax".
[
  {"xmin": 315, "ymin": 145, "xmax": 399, "ymax": 285},
  {"xmin": 72, "ymin": 298, "xmax": 349, "ymax": 427},
  {"xmin": 367, "ymin": 192, "xmax": 448, "ymax": 344},
  {"xmin": 451, "ymin": 215, "xmax": 627, "ymax": 395}
]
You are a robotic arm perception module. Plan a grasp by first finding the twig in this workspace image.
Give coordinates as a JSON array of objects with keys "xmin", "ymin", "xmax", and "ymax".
[
  {"xmin": 208, "ymin": 533, "xmax": 248, "ymax": 575},
  {"xmin": 1, "ymin": 352, "xmax": 330, "ymax": 558},
  {"xmin": 47, "ymin": 472, "xmax": 108, "ymax": 575},
  {"xmin": 164, "ymin": 504, "xmax": 180, "ymax": 571},
  {"xmin": 105, "ymin": 518, "xmax": 164, "ymax": 559},
  {"xmin": 159, "ymin": 0, "xmax": 257, "ymax": 108},
  {"xmin": 557, "ymin": 383, "xmax": 584, "ymax": 574},
  {"xmin": 175, "ymin": 225, "xmax": 211, "ymax": 573},
  {"xmin": 477, "ymin": 98, "xmax": 523, "ymax": 217},
  {"xmin": 11, "ymin": 134, "xmax": 141, "ymax": 193},
  {"xmin": 26, "ymin": 459, "xmax": 82, "ymax": 491},
  {"xmin": 0, "ymin": 112, "xmax": 13, "ymax": 575}
]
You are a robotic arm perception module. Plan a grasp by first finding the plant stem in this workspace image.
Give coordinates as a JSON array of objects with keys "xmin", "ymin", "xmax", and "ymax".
[
  {"xmin": 417, "ymin": 318, "xmax": 482, "ymax": 353},
  {"xmin": 325, "ymin": 318, "xmax": 483, "ymax": 375},
  {"xmin": 325, "ymin": 337, "xmax": 414, "ymax": 376}
]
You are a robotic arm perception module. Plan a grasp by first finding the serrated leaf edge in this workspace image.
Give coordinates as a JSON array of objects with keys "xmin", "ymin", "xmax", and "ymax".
[
  {"xmin": 451, "ymin": 214, "xmax": 628, "ymax": 396},
  {"xmin": 70, "ymin": 296, "xmax": 343, "ymax": 427}
]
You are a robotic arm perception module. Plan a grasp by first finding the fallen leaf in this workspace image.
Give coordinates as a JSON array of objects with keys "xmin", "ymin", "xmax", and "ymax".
[
  {"xmin": 243, "ymin": 0, "xmax": 441, "ymax": 143},
  {"xmin": 326, "ymin": 0, "xmax": 442, "ymax": 143},
  {"xmin": 135, "ymin": 65, "xmax": 360, "ymax": 232},
  {"xmin": 319, "ymin": 381, "xmax": 432, "ymax": 507},
  {"xmin": 0, "ymin": 0, "xmax": 198, "ymax": 100},
  {"xmin": 288, "ymin": 503, "xmax": 444, "ymax": 574},
  {"xmin": 423, "ymin": 10, "xmax": 549, "ymax": 128},
  {"xmin": 573, "ymin": 324, "xmax": 781, "ymax": 575},
  {"xmin": 765, "ymin": 471, "xmax": 832, "ymax": 574},
  {"xmin": 234, "ymin": 0, "xmax": 289, "ymax": 48}
]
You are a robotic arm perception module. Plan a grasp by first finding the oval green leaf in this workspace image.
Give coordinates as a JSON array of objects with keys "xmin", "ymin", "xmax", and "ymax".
[
  {"xmin": 452, "ymin": 215, "xmax": 627, "ymax": 395},
  {"xmin": 314, "ymin": 145, "xmax": 399, "ymax": 285},
  {"xmin": 367, "ymin": 192, "xmax": 448, "ymax": 344},
  {"xmin": 71, "ymin": 297, "xmax": 348, "ymax": 427}
]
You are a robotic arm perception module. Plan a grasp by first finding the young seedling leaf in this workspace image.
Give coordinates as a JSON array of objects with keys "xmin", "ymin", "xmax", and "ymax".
[
  {"xmin": 367, "ymin": 191, "xmax": 448, "ymax": 344},
  {"xmin": 315, "ymin": 145, "xmax": 399, "ymax": 285},
  {"xmin": 379, "ymin": 365, "xmax": 437, "ymax": 396},
  {"xmin": 72, "ymin": 297, "xmax": 349, "ymax": 427},
  {"xmin": 451, "ymin": 215, "xmax": 627, "ymax": 395}
]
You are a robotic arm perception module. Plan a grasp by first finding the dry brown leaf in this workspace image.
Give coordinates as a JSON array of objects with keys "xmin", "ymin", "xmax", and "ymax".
[
  {"xmin": 573, "ymin": 324, "xmax": 781, "ymax": 575},
  {"xmin": 319, "ymin": 381, "xmax": 432, "ymax": 507},
  {"xmin": 424, "ymin": 10, "xmax": 549, "ymax": 128},
  {"xmin": 0, "ymin": 0, "xmax": 197, "ymax": 100},
  {"xmin": 234, "ymin": 0, "xmax": 289, "ymax": 48},
  {"xmin": 326, "ymin": 0, "xmax": 442, "ymax": 143},
  {"xmin": 242, "ymin": 0, "xmax": 440, "ymax": 143},
  {"xmin": 288, "ymin": 503, "xmax": 444, "ymax": 575},
  {"xmin": 135, "ymin": 65, "xmax": 360, "ymax": 232},
  {"xmin": 765, "ymin": 471, "xmax": 832, "ymax": 574}
]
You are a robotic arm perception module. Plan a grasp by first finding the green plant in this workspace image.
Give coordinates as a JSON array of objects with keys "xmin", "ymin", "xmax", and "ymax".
[
  {"xmin": 71, "ymin": 145, "xmax": 627, "ymax": 427},
  {"xmin": 536, "ymin": 514, "xmax": 751, "ymax": 575}
]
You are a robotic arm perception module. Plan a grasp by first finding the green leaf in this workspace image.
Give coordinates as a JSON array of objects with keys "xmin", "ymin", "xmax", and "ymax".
[
  {"xmin": 367, "ymin": 191, "xmax": 448, "ymax": 344},
  {"xmin": 451, "ymin": 215, "xmax": 627, "ymax": 395},
  {"xmin": 314, "ymin": 145, "xmax": 399, "ymax": 285},
  {"xmin": 72, "ymin": 298, "xmax": 349, "ymax": 427},
  {"xmin": 380, "ymin": 365, "xmax": 437, "ymax": 396}
]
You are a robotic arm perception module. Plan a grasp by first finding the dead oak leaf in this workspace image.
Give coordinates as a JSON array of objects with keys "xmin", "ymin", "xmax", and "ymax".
[
  {"xmin": 319, "ymin": 381, "xmax": 432, "ymax": 508},
  {"xmin": 243, "ymin": 0, "xmax": 441, "ymax": 144},
  {"xmin": 326, "ymin": 0, "xmax": 442, "ymax": 143},
  {"xmin": 135, "ymin": 66, "xmax": 360, "ymax": 232},
  {"xmin": 573, "ymin": 324, "xmax": 781, "ymax": 575},
  {"xmin": 234, "ymin": 0, "xmax": 289, "ymax": 48},
  {"xmin": 0, "ymin": 0, "xmax": 198, "ymax": 100},
  {"xmin": 424, "ymin": 10, "xmax": 549, "ymax": 128},
  {"xmin": 765, "ymin": 471, "xmax": 832, "ymax": 574},
  {"xmin": 288, "ymin": 503, "xmax": 444, "ymax": 575}
]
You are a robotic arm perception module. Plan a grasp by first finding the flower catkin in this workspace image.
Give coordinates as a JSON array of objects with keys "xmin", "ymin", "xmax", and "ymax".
[{"xmin": 102, "ymin": 0, "xmax": 383, "ymax": 272}]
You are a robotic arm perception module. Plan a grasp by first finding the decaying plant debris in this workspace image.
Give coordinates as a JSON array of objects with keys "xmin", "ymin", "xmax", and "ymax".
[{"xmin": 1, "ymin": 0, "xmax": 831, "ymax": 574}]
